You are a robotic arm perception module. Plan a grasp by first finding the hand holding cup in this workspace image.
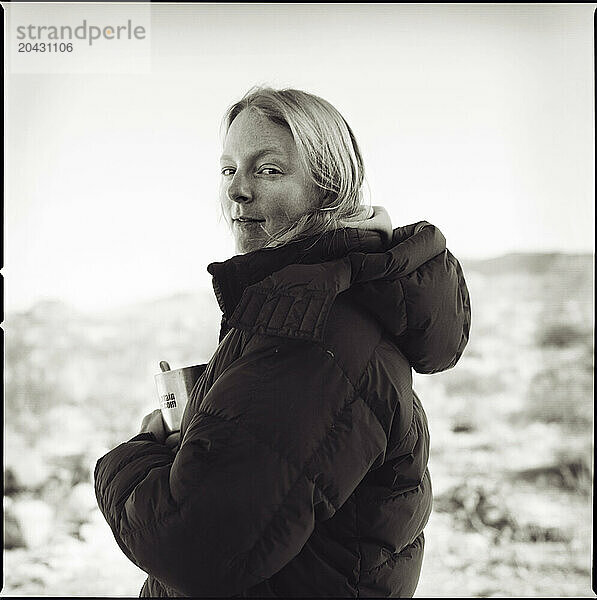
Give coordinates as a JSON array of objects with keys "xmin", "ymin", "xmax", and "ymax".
[{"xmin": 139, "ymin": 409, "xmax": 168, "ymax": 444}]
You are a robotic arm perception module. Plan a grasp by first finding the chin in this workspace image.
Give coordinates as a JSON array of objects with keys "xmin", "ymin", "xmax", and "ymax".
[{"xmin": 235, "ymin": 237, "xmax": 266, "ymax": 255}]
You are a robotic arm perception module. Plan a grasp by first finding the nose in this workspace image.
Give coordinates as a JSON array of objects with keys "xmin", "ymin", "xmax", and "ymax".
[{"xmin": 227, "ymin": 170, "xmax": 252, "ymax": 204}]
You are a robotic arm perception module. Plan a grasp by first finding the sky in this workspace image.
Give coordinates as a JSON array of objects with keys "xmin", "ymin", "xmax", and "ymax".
[{"xmin": 3, "ymin": 3, "xmax": 595, "ymax": 312}]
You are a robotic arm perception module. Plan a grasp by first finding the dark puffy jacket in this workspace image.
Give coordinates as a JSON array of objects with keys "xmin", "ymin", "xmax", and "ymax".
[{"xmin": 94, "ymin": 222, "xmax": 470, "ymax": 598}]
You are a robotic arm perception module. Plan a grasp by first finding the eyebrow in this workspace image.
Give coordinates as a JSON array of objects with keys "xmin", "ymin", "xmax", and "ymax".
[{"xmin": 220, "ymin": 147, "xmax": 288, "ymax": 163}]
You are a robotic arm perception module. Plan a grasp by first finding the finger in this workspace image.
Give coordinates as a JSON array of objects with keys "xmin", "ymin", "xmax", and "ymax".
[
  {"xmin": 149, "ymin": 409, "xmax": 163, "ymax": 422},
  {"xmin": 153, "ymin": 410, "xmax": 167, "ymax": 429},
  {"xmin": 140, "ymin": 409, "xmax": 163, "ymax": 431}
]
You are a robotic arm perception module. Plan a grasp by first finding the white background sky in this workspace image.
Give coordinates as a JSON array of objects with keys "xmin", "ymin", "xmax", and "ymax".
[{"xmin": 4, "ymin": 3, "xmax": 595, "ymax": 312}]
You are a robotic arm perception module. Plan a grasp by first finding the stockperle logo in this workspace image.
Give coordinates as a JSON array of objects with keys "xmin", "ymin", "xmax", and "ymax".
[{"xmin": 16, "ymin": 19, "xmax": 147, "ymax": 46}]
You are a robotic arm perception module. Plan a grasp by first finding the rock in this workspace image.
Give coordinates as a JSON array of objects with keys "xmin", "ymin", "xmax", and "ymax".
[
  {"xmin": 4, "ymin": 497, "xmax": 26, "ymax": 549},
  {"xmin": 4, "ymin": 466, "xmax": 21, "ymax": 496},
  {"xmin": 5, "ymin": 451, "xmax": 52, "ymax": 492},
  {"xmin": 10, "ymin": 496, "xmax": 55, "ymax": 548}
]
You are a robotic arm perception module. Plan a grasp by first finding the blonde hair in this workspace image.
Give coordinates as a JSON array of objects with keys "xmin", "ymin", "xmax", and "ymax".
[{"xmin": 221, "ymin": 86, "xmax": 367, "ymax": 246}]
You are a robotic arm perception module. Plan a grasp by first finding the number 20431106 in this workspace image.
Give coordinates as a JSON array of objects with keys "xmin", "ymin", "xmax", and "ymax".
[{"xmin": 18, "ymin": 42, "xmax": 74, "ymax": 52}]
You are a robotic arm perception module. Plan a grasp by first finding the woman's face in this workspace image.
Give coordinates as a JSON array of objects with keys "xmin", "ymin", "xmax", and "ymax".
[{"xmin": 220, "ymin": 108, "xmax": 317, "ymax": 254}]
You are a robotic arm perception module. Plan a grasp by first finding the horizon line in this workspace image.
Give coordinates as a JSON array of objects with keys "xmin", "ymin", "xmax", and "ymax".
[{"xmin": 3, "ymin": 248, "xmax": 594, "ymax": 317}]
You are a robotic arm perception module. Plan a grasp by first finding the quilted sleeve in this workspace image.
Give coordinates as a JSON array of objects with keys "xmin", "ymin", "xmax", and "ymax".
[{"xmin": 94, "ymin": 335, "xmax": 387, "ymax": 597}]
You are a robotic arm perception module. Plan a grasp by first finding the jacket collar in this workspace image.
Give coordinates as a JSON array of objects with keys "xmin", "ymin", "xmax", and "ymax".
[
  {"xmin": 207, "ymin": 222, "xmax": 470, "ymax": 373},
  {"xmin": 207, "ymin": 227, "xmax": 384, "ymax": 324}
]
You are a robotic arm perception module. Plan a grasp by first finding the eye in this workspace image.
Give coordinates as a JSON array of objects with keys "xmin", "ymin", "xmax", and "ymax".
[
  {"xmin": 257, "ymin": 166, "xmax": 282, "ymax": 176},
  {"xmin": 221, "ymin": 167, "xmax": 235, "ymax": 176}
]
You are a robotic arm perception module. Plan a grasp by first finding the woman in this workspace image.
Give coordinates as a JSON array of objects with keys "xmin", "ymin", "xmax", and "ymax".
[{"xmin": 94, "ymin": 87, "xmax": 471, "ymax": 597}]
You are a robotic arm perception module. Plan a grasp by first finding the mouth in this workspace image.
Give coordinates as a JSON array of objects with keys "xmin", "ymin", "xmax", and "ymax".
[{"xmin": 233, "ymin": 217, "xmax": 266, "ymax": 224}]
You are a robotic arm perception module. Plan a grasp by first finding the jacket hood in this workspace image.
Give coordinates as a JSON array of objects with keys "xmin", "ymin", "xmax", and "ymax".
[{"xmin": 207, "ymin": 222, "xmax": 470, "ymax": 374}]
